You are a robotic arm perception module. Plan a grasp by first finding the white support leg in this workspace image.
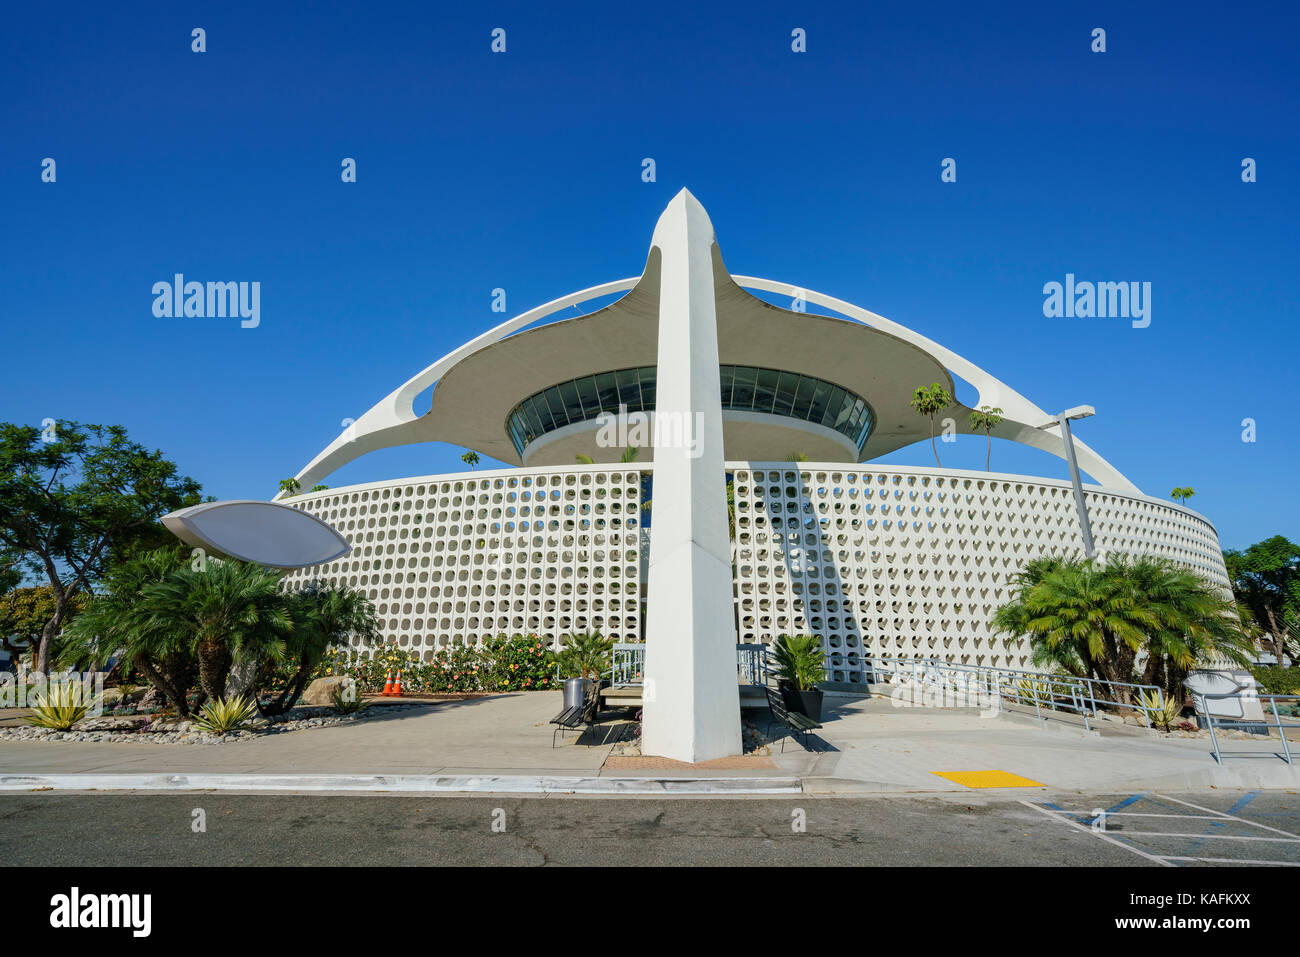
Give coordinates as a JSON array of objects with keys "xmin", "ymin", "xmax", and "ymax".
[{"xmin": 640, "ymin": 190, "xmax": 743, "ymax": 763}]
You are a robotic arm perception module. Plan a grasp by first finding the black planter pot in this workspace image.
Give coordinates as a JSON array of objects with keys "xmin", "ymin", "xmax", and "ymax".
[{"xmin": 785, "ymin": 688, "xmax": 824, "ymax": 722}]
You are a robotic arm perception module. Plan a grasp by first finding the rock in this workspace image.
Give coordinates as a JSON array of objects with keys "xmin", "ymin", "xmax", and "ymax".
[
  {"xmin": 73, "ymin": 715, "xmax": 147, "ymax": 732},
  {"xmin": 301, "ymin": 675, "xmax": 355, "ymax": 707},
  {"xmin": 151, "ymin": 719, "xmax": 194, "ymax": 733}
]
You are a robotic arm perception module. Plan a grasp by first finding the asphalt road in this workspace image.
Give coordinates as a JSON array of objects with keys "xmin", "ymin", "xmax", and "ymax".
[{"xmin": 4, "ymin": 790, "xmax": 1300, "ymax": 866}]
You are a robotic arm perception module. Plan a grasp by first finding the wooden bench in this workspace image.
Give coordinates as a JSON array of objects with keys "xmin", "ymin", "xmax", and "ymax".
[
  {"xmin": 550, "ymin": 678, "xmax": 604, "ymax": 747},
  {"xmin": 764, "ymin": 686, "xmax": 822, "ymax": 752}
]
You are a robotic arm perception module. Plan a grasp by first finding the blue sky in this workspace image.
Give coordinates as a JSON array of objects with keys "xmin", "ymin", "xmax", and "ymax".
[{"xmin": 2, "ymin": 0, "xmax": 1296, "ymax": 550}]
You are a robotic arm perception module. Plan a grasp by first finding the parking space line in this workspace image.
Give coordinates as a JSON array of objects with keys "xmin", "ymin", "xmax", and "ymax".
[
  {"xmin": 1159, "ymin": 793, "xmax": 1300, "ymax": 839},
  {"xmin": 1019, "ymin": 800, "xmax": 1173, "ymax": 866},
  {"xmin": 1111, "ymin": 832, "xmax": 1300, "ymax": 843},
  {"xmin": 1161, "ymin": 856, "xmax": 1300, "ymax": 867}
]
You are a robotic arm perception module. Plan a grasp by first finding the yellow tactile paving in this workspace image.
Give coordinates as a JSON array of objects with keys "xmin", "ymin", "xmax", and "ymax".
[{"xmin": 931, "ymin": 770, "xmax": 1045, "ymax": 788}]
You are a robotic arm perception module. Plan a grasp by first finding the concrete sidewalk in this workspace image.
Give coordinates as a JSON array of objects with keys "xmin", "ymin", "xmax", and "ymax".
[
  {"xmin": 784, "ymin": 695, "xmax": 1300, "ymax": 793},
  {"xmin": 3, "ymin": 690, "xmax": 1300, "ymax": 795}
]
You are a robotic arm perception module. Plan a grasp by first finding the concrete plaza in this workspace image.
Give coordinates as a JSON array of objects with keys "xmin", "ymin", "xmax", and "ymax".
[{"xmin": 4, "ymin": 690, "xmax": 1300, "ymax": 795}]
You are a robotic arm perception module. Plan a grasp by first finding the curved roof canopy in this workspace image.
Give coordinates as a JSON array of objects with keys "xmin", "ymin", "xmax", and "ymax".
[{"xmin": 280, "ymin": 190, "xmax": 1138, "ymax": 494}]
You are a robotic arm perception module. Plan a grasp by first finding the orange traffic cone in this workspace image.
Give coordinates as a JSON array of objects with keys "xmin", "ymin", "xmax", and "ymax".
[
  {"xmin": 391, "ymin": 671, "xmax": 403, "ymax": 697},
  {"xmin": 380, "ymin": 670, "xmax": 394, "ymax": 695}
]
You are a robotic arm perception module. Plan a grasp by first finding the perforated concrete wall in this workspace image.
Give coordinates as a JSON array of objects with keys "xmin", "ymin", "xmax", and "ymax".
[
  {"xmin": 280, "ymin": 466, "xmax": 645, "ymax": 658},
  {"xmin": 281, "ymin": 462, "xmax": 1227, "ymax": 679},
  {"xmin": 729, "ymin": 464, "xmax": 1229, "ymax": 682}
]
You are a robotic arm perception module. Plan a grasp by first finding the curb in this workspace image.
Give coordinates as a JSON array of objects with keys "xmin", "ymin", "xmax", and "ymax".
[{"xmin": 0, "ymin": 773, "xmax": 803, "ymax": 796}]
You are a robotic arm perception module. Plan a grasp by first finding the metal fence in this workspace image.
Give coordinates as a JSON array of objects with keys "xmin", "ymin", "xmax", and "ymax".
[
  {"xmin": 863, "ymin": 656, "xmax": 1167, "ymax": 732},
  {"xmin": 1187, "ymin": 690, "xmax": 1300, "ymax": 764}
]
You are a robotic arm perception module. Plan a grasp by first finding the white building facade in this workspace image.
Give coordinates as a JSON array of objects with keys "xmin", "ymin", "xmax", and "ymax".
[{"xmin": 271, "ymin": 190, "xmax": 1229, "ymax": 760}]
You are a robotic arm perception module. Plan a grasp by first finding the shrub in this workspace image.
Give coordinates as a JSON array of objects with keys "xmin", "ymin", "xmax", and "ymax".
[
  {"xmin": 316, "ymin": 635, "xmax": 559, "ymax": 695},
  {"xmin": 481, "ymin": 634, "xmax": 558, "ymax": 692},
  {"xmin": 1250, "ymin": 665, "xmax": 1300, "ymax": 695}
]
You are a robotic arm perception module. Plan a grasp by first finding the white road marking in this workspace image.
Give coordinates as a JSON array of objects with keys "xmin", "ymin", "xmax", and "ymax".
[
  {"xmin": 1161, "ymin": 856, "xmax": 1300, "ymax": 867},
  {"xmin": 1113, "ymin": 831, "xmax": 1300, "ymax": 843},
  {"xmin": 1018, "ymin": 800, "xmax": 1173, "ymax": 866},
  {"xmin": 1157, "ymin": 793, "xmax": 1300, "ymax": 840}
]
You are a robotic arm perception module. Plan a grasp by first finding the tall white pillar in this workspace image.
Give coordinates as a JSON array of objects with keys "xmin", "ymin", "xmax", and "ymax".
[{"xmin": 640, "ymin": 189, "xmax": 743, "ymax": 762}]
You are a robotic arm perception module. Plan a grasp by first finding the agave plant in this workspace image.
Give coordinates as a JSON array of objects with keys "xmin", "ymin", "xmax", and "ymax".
[
  {"xmin": 1014, "ymin": 676, "xmax": 1057, "ymax": 708},
  {"xmin": 1137, "ymin": 689, "xmax": 1183, "ymax": 731},
  {"xmin": 771, "ymin": 635, "xmax": 826, "ymax": 691},
  {"xmin": 24, "ymin": 683, "xmax": 97, "ymax": 731},
  {"xmin": 331, "ymin": 683, "xmax": 371, "ymax": 715},
  {"xmin": 192, "ymin": 695, "xmax": 259, "ymax": 735}
]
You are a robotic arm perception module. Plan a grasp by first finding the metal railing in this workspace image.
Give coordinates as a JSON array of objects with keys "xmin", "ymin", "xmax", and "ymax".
[
  {"xmin": 1188, "ymin": 690, "xmax": 1300, "ymax": 764},
  {"xmin": 603, "ymin": 643, "xmax": 770, "ymax": 687},
  {"xmin": 610, "ymin": 643, "xmax": 644, "ymax": 686},
  {"xmin": 863, "ymin": 656, "xmax": 1167, "ymax": 732}
]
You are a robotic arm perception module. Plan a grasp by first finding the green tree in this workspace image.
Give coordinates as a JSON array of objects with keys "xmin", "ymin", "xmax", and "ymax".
[
  {"xmin": 1223, "ymin": 536, "xmax": 1300, "ymax": 661},
  {"xmin": 258, "ymin": 582, "xmax": 378, "ymax": 715},
  {"xmin": 909, "ymin": 383, "xmax": 954, "ymax": 467},
  {"xmin": 278, "ymin": 477, "xmax": 301, "ymax": 496},
  {"xmin": 992, "ymin": 554, "xmax": 1253, "ymax": 700},
  {"xmin": 308, "ymin": 484, "xmax": 329, "ymax": 493},
  {"xmin": 0, "ymin": 421, "xmax": 202, "ymax": 674},
  {"xmin": 619, "ymin": 446, "xmax": 640, "ymax": 463},
  {"xmin": 785, "ymin": 452, "xmax": 808, "ymax": 462},
  {"xmin": 968, "ymin": 406, "xmax": 1003, "ymax": 472},
  {"xmin": 1171, "ymin": 487, "xmax": 1195, "ymax": 505},
  {"xmin": 574, "ymin": 453, "xmax": 595, "ymax": 465},
  {"xmin": 461, "ymin": 450, "xmax": 481, "ymax": 470},
  {"xmin": 145, "ymin": 559, "xmax": 293, "ymax": 701},
  {"xmin": 0, "ymin": 585, "xmax": 88, "ymax": 670},
  {"xmin": 59, "ymin": 546, "xmax": 198, "ymax": 714}
]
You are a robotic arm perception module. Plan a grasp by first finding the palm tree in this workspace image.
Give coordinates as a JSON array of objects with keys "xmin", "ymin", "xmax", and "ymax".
[
  {"xmin": 968, "ymin": 406, "xmax": 1003, "ymax": 471},
  {"xmin": 909, "ymin": 383, "xmax": 954, "ymax": 467},
  {"xmin": 574, "ymin": 453, "xmax": 594, "ymax": 465},
  {"xmin": 556, "ymin": 631, "xmax": 613, "ymax": 681},
  {"xmin": 992, "ymin": 553, "xmax": 1253, "ymax": 701},
  {"xmin": 1116, "ymin": 554, "xmax": 1253, "ymax": 695},
  {"xmin": 620, "ymin": 446, "xmax": 640, "ymax": 463},
  {"xmin": 259, "ymin": 582, "xmax": 379, "ymax": 715},
  {"xmin": 59, "ymin": 546, "xmax": 197, "ymax": 714},
  {"xmin": 1171, "ymin": 486, "xmax": 1195, "ymax": 505},
  {"xmin": 461, "ymin": 450, "xmax": 480, "ymax": 470},
  {"xmin": 144, "ymin": 559, "xmax": 292, "ymax": 702},
  {"xmin": 278, "ymin": 477, "xmax": 301, "ymax": 496},
  {"xmin": 785, "ymin": 452, "xmax": 808, "ymax": 462}
]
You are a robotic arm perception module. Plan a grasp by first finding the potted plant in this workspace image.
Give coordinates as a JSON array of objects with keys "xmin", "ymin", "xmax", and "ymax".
[
  {"xmin": 556, "ymin": 631, "xmax": 613, "ymax": 709},
  {"xmin": 771, "ymin": 634, "xmax": 827, "ymax": 721}
]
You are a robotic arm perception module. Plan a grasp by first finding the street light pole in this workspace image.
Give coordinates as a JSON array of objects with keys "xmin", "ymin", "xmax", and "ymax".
[{"xmin": 1038, "ymin": 406, "xmax": 1097, "ymax": 561}]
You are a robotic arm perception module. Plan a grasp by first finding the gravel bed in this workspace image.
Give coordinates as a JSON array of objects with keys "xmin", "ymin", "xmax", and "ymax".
[{"xmin": 0, "ymin": 703, "xmax": 428, "ymax": 745}]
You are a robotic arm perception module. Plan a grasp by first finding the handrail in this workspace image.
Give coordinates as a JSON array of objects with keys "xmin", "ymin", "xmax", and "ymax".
[
  {"xmin": 1187, "ymin": 690, "xmax": 1300, "ymax": 764},
  {"xmin": 864, "ymin": 656, "xmax": 1168, "ymax": 732}
]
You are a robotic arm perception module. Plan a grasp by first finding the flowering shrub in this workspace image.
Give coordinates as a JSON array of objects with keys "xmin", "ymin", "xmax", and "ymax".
[
  {"xmin": 317, "ymin": 635, "xmax": 557, "ymax": 695},
  {"xmin": 480, "ymin": 634, "xmax": 557, "ymax": 692}
]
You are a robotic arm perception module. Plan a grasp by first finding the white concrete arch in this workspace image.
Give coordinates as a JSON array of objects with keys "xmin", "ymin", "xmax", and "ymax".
[
  {"xmin": 278, "ymin": 277, "xmax": 640, "ymax": 498},
  {"xmin": 282, "ymin": 209, "xmax": 1139, "ymax": 497},
  {"xmin": 730, "ymin": 276, "xmax": 1140, "ymax": 493}
]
